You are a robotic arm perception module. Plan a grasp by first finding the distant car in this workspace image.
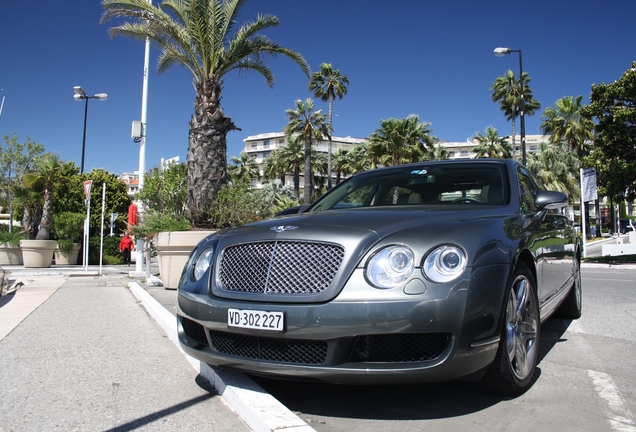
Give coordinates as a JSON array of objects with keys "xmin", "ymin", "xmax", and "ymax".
[
  {"xmin": 177, "ymin": 159, "xmax": 582, "ymax": 396},
  {"xmin": 619, "ymin": 219, "xmax": 634, "ymax": 234}
]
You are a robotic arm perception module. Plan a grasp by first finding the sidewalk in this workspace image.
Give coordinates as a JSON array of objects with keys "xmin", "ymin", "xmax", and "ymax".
[{"xmin": 0, "ymin": 263, "xmax": 315, "ymax": 432}]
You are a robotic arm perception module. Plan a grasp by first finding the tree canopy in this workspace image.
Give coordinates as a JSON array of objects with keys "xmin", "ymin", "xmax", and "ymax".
[
  {"xmin": 583, "ymin": 62, "xmax": 636, "ymax": 201},
  {"xmin": 101, "ymin": 0, "xmax": 309, "ymax": 227}
]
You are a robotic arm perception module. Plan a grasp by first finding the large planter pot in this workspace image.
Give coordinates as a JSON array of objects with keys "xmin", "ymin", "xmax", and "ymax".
[
  {"xmin": 54, "ymin": 243, "xmax": 81, "ymax": 265},
  {"xmin": 0, "ymin": 243, "xmax": 23, "ymax": 265},
  {"xmin": 20, "ymin": 240, "xmax": 58, "ymax": 268},
  {"xmin": 155, "ymin": 231, "xmax": 213, "ymax": 289}
]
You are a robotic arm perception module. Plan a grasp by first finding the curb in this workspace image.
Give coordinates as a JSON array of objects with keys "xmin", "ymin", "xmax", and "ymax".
[{"xmin": 128, "ymin": 282, "xmax": 316, "ymax": 432}]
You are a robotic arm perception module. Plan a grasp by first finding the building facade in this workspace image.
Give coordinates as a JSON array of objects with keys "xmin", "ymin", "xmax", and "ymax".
[{"xmin": 242, "ymin": 132, "xmax": 365, "ymax": 189}]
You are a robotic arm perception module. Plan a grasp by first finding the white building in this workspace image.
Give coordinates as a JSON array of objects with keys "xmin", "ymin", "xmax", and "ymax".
[
  {"xmin": 242, "ymin": 132, "xmax": 365, "ymax": 189},
  {"xmin": 441, "ymin": 134, "xmax": 550, "ymax": 160}
]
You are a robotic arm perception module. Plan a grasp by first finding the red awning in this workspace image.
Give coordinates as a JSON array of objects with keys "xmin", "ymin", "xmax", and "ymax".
[{"xmin": 128, "ymin": 203, "xmax": 138, "ymax": 226}]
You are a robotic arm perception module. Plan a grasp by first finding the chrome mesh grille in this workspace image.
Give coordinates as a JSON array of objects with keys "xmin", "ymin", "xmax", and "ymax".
[{"xmin": 218, "ymin": 241, "xmax": 345, "ymax": 295}]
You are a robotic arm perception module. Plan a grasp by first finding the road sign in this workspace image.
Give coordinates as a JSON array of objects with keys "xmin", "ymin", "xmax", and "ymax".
[{"xmin": 84, "ymin": 180, "xmax": 93, "ymax": 200}]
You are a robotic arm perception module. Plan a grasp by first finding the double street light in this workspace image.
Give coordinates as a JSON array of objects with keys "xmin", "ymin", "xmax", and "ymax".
[
  {"xmin": 74, "ymin": 86, "xmax": 108, "ymax": 174},
  {"xmin": 494, "ymin": 47, "xmax": 526, "ymax": 166}
]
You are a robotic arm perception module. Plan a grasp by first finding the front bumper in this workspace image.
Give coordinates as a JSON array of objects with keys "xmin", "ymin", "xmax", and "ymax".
[{"xmin": 177, "ymin": 264, "xmax": 509, "ymax": 384}]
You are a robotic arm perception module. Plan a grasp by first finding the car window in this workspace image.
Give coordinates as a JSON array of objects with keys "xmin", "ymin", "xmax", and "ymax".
[
  {"xmin": 517, "ymin": 166, "xmax": 544, "ymax": 213},
  {"xmin": 310, "ymin": 162, "xmax": 509, "ymax": 211}
]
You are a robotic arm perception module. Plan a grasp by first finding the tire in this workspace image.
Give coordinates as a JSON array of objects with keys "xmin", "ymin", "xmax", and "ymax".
[
  {"xmin": 480, "ymin": 262, "xmax": 540, "ymax": 396},
  {"xmin": 557, "ymin": 258, "xmax": 582, "ymax": 319}
]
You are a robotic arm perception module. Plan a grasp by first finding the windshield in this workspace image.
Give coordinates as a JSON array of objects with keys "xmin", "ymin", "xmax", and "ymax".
[{"xmin": 310, "ymin": 162, "xmax": 509, "ymax": 212}]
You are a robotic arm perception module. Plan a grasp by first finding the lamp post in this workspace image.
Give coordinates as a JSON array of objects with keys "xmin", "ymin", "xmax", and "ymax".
[
  {"xmin": 74, "ymin": 86, "xmax": 108, "ymax": 174},
  {"xmin": 494, "ymin": 47, "xmax": 526, "ymax": 166}
]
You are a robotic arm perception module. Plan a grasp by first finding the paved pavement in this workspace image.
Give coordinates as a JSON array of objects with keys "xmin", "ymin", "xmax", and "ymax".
[{"xmin": 0, "ymin": 262, "xmax": 315, "ymax": 432}]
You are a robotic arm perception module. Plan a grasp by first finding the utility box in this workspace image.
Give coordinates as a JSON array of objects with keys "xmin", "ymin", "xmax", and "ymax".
[{"xmin": 131, "ymin": 121, "xmax": 143, "ymax": 139}]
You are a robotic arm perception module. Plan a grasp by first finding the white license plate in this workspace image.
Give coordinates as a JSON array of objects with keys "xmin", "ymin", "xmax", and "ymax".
[{"xmin": 227, "ymin": 308, "xmax": 284, "ymax": 332}]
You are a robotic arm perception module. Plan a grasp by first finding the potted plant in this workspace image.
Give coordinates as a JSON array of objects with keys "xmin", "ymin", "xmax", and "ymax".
[
  {"xmin": 0, "ymin": 225, "xmax": 24, "ymax": 265},
  {"xmin": 130, "ymin": 210, "xmax": 208, "ymax": 289},
  {"xmin": 52, "ymin": 212, "xmax": 84, "ymax": 265},
  {"xmin": 19, "ymin": 154, "xmax": 62, "ymax": 268}
]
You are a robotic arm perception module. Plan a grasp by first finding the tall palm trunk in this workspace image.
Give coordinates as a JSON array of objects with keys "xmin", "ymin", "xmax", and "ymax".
[
  {"xmin": 35, "ymin": 184, "xmax": 53, "ymax": 240},
  {"xmin": 327, "ymin": 96, "xmax": 333, "ymax": 189},
  {"xmin": 187, "ymin": 79, "xmax": 238, "ymax": 225},
  {"xmin": 510, "ymin": 108, "xmax": 517, "ymax": 150},
  {"xmin": 293, "ymin": 163, "xmax": 300, "ymax": 199},
  {"xmin": 303, "ymin": 133, "xmax": 312, "ymax": 204}
]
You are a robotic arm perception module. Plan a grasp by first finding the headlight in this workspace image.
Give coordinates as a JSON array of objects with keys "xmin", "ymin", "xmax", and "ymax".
[
  {"xmin": 423, "ymin": 245, "xmax": 467, "ymax": 283},
  {"xmin": 193, "ymin": 247, "xmax": 214, "ymax": 281},
  {"xmin": 366, "ymin": 245, "xmax": 414, "ymax": 289}
]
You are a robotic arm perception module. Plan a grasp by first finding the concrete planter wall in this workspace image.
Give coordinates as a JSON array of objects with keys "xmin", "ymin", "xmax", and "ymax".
[
  {"xmin": 155, "ymin": 231, "xmax": 213, "ymax": 289},
  {"xmin": 20, "ymin": 240, "xmax": 58, "ymax": 268},
  {"xmin": 54, "ymin": 243, "xmax": 81, "ymax": 265},
  {"xmin": 0, "ymin": 243, "xmax": 23, "ymax": 265}
]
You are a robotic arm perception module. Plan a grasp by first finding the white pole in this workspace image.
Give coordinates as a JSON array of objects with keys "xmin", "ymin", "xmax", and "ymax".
[
  {"xmin": 100, "ymin": 183, "xmax": 106, "ymax": 275},
  {"xmin": 580, "ymin": 168, "xmax": 587, "ymax": 259},
  {"xmin": 135, "ymin": 21, "xmax": 150, "ymax": 274},
  {"xmin": 85, "ymin": 196, "xmax": 91, "ymax": 271}
]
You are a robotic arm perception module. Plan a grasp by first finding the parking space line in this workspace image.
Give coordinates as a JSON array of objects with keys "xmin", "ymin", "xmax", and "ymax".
[{"xmin": 588, "ymin": 370, "xmax": 636, "ymax": 432}]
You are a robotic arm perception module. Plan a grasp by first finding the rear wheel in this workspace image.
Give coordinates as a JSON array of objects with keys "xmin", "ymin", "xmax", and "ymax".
[
  {"xmin": 557, "ymin": 258, "xmax": 582, "ymax": 319},
  {"xmin": 480, "ymin": 262, "xmax": 539, "ymax": 396}
]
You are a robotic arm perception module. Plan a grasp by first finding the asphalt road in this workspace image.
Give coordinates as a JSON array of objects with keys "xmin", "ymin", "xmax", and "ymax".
[{"xmin": 252, "ymin": 266, "xmax": 636, "ymax": 432}]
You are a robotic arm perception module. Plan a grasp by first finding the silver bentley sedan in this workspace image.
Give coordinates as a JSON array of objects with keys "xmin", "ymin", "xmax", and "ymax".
[{"xmin": 177, "ymin": 158, "xmax": 582, "ymax": 395}]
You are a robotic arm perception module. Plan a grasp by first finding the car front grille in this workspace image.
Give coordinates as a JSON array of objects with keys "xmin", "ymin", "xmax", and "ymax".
[
  {"xmin": 218, "ymin": 241, "xmax": 345, "ymax": 295},
  {"xmin": 351, "ymin": 333, "xmax": 452, "ymax": 362},
  {"xmin": 207, "ymin": 330, "xmax": 451, "ymax": 365},
  {"xmin": 209, "ymin": 330, "xmax": 329, "ymax": 364}
]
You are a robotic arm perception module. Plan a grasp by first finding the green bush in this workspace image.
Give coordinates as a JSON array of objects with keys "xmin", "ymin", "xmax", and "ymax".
[
  {"xmin": 129, "ymin": 210, "xmax": 191, "ymax": 240},
  {"xmin": 0, "ymin": 225, "xmax": 24, "ymax": 246},
  {"xmin": 52, "ymin": 212, "xmax": 85, "ymax": 254},
  {"xmin": 88, "ymin": 235, "xmax": 123, "ymax": 265}
]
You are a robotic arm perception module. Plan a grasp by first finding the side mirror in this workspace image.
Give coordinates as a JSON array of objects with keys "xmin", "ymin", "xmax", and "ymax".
[{"xmin": 535, "ymin": 190, "xmax": 568, "ymax": 210}]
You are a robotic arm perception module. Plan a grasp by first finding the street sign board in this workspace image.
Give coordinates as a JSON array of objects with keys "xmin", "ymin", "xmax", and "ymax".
[{"xmin": 84, "ymin": 180, "xmax": 93, "ymax": 200}]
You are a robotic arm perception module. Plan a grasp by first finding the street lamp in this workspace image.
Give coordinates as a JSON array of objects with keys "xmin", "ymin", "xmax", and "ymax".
[
  {"xmin": 73, "ymin": 86, "xmax": 108, "ymax": 174},
  {"xmin": 494, "ymin": 47, "xmax": 526, "ymax": 165}
]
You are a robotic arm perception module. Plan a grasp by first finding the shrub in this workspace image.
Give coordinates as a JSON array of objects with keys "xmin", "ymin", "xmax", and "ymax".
[
  {"xmin": 129, "ymin": 210, "xmax": 191, "ymax": 241},
  {"xmin": 0, "ymin": 225, "xmax": 24, "ymax": 246},
  {"xmin": 89, "ymin": 235, "xmax": 123, "ymax": 265},
  {"xmin": 52, "ymin": 212, "xmax": 85, "ymax": 254}
]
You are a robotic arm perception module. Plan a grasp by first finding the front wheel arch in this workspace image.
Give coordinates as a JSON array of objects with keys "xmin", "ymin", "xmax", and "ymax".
[{"xmin": 479, "ymin": 261, "xmax": 540, "ymax": 395}]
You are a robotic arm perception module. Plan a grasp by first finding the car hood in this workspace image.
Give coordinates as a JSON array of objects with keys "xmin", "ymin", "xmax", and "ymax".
[
  {"xmin": 203, "ymin": 207, "xmax": 512, "ymax": 303},
  {"xmin": 213, "ymin": 206, "xmax": 508, "ymax": 255}
]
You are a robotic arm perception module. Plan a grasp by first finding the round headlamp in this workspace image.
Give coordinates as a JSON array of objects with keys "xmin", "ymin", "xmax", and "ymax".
[
  {"xmin": 193, "ymin": 247, "xmax": 214, "ymax": 281},
  {"xmin": 366, "ymin": 245, "xmax": 415, "ymax": 289},
  {"xmin": 423, "ymin": 245, "xmax": 467, "ymax": 283}
]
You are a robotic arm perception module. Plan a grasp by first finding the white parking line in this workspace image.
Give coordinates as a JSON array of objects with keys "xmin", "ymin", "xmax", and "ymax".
[{"xmin": 588, "ymin": 370, "xmax": 636, "ymax": 432}]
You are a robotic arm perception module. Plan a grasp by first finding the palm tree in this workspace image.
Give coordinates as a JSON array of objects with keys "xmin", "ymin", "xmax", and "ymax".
[
  {"xmin": 101, "ymin": 0, "xmax": 309, "ymax": 227},
  {"xmin": 527, "ymin": 142, "xmax": 579, "ymax": 198},
  {"xmin": 266, "ymin": 138, "xmax": 304, "ymax": 198},
  {"xmin": 541, "ymin": 95, "xmax": 594, "ymax": 159},
  {"xmin": 22, "ymin": 154, "xmax": 63, "ymax": 240},
  {"xmin": 490, "ymin": 70, "xmax": 541, "ymax": 152},
  {"xmin": 473, "ymin": 126, "xmax": 513, "ymax": 158},
  {"xmin": 369, "ymin": 115, "xmax": 435, "ymax": 166},
  {"xmin": 228, "ymin": 151, "xmax": 260, "ymax": 183},
  {"xmin": 308, "ymin": 63, "xmax": 349, "ymax": 189},
  {"xmin": 331, "ymin": 148, "xmax": 350, "ymax": 185},
  {"xmin": 541, "ymin": 95, "xmax": 595, "ymax": 237},
  {"xmin": 424, "ymin": 144, "xmax": 450, "ymax": 161},
  {"xmin": 283, "ymin": 99, "xmax": 329, "ymax": 204},
  {"xmin": 12, "ymin": 184, "xmax": 42, "ymax": 240},
  {"xmin": 348, "ymin": 142, "xmax": 373, "ymax": 174}
]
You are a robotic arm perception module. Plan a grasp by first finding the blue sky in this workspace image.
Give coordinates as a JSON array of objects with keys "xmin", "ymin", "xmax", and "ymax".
[{"xmin": 1, "ymin": 0, "xmax": 635, "ymax": 175}]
